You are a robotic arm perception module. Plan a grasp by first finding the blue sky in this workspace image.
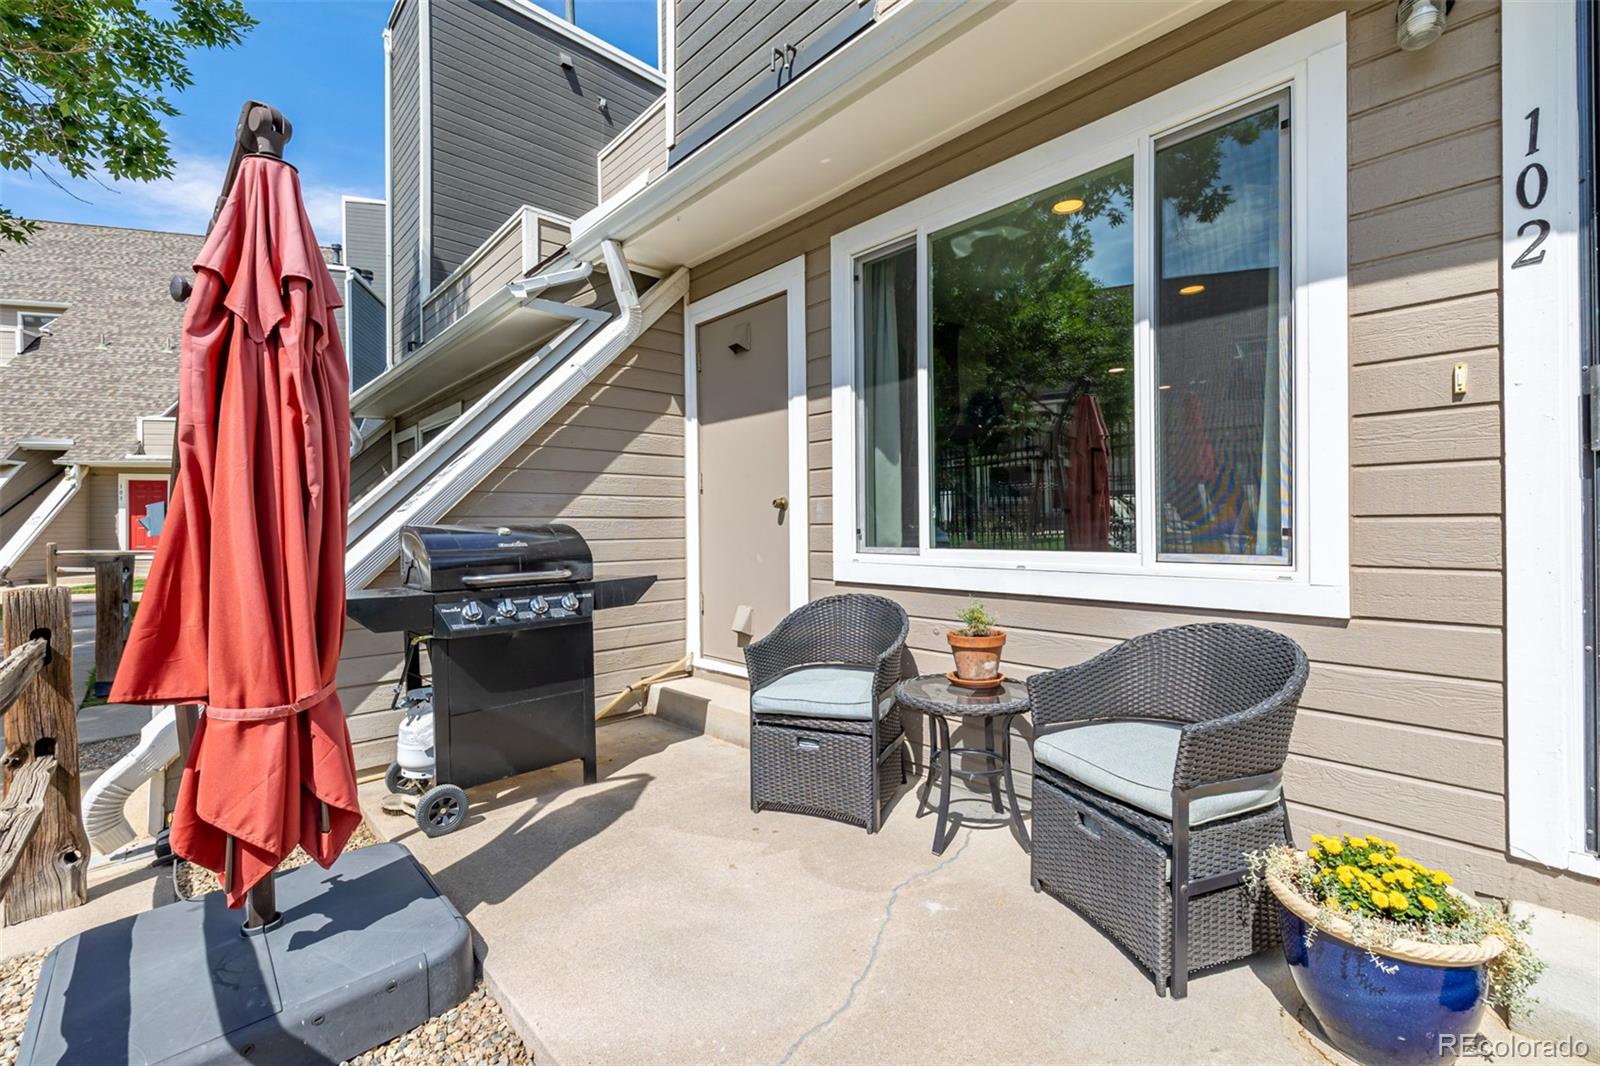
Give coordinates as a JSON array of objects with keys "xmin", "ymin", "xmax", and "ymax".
[{"xmin": 0, "ymin": 0, "xmax": 659, "ymax": 239}]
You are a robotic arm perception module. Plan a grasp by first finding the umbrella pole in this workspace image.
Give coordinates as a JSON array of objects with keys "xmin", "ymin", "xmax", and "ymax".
[
  {"xmin": 229, "ymin": 834, "xmax": 280, "ymax": 932},
  {"xmin": 244, "ymin": 878, "xmax": 278, "ymax": 931}
]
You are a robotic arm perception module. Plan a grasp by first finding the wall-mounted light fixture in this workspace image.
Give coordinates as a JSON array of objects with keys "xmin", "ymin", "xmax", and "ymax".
[
  {"xmin": 1395, "ymin": 0, "xmax": 1453, "ymax": 51},
  {"xmin": 558, "ymin": 50, "xmax": 574, "ymax": 69}
]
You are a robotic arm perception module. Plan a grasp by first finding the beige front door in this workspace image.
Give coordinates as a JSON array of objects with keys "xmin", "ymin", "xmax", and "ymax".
[{"xmin": 697, "ymin": 292, "xmax": 790, "ymax": 666}]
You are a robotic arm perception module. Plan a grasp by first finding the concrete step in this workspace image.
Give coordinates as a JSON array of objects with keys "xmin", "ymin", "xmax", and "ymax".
[{"xmin": 652, "ymin": 673, "xmax": 750, "ymax": 747}]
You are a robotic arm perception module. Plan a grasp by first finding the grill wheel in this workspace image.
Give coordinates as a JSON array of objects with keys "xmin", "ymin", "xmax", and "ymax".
[{"xmin": 417, "ymin": 783, "xmax": 469, "ymax": 837}]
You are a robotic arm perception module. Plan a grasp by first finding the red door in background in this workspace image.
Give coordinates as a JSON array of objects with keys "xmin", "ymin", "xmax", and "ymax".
[{"xmin": 126, "ymin": 478, "xmax": 168, "ymax": 551}]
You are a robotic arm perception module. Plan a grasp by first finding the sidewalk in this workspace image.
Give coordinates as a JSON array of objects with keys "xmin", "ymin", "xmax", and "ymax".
[{"xmin": 69, "ymin": 596, "xmax": 152, "ymax": 734}]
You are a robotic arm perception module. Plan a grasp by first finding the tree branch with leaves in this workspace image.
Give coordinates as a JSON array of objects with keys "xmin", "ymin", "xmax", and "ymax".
[{"xmin": 0, "ymin": 0, "xmax": 255, "ymax": 243}]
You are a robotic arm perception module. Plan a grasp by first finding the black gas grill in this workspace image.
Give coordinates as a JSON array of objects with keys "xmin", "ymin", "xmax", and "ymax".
[{"xmin": 347, "ymin": 523, "xmax": 652, "ymax": 794}]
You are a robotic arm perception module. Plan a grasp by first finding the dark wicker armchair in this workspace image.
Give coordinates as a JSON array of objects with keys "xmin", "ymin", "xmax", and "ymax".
[
  {"xmin": 1027, "ymin": 623, "xmax": 1308, "ymax": 998},
  {"xmin": 745, "ymin": 594, "xmax": 910, "ymax": 832}
]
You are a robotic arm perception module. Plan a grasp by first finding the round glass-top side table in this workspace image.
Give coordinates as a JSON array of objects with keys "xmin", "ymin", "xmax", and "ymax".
[{"xmin": 893, "ymin": 675, "xmax": 1030, "ymax": 855}]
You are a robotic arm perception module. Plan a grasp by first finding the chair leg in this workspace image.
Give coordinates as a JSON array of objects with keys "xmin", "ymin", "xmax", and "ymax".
[{"xmin": 1170, "ymin": 789, "xmax": 1191, "ymax": 999}]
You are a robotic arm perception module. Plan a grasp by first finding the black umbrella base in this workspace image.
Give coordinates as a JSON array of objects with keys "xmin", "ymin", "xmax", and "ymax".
[{"xmin": 17, "ymin": 843, "xmax": 473, "ymax": 1065}]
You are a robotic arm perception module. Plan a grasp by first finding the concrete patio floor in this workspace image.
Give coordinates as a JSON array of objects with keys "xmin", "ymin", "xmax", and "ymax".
[{"xmin": 359, "ymin": 715, "xmax": 1349, "ymax": 1066}]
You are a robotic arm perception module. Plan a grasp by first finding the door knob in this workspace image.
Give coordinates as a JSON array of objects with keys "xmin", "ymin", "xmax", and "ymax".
[{"xmin": 771, "ymin": 496, "xmax": 788, "ymax": 511}]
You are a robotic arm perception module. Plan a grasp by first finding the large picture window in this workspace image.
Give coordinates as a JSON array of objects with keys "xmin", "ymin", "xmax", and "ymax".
[
  {"xmin": 829, "ymin": 19, "xmax": 1348, "ymax": 616},
  {"xmin": 1155, "ymin": 98, "xmax": 1292, "ymax": 563},
  {"xmin": 929, "ymin": 158, "xmax": 1135, "ymax": 554}
]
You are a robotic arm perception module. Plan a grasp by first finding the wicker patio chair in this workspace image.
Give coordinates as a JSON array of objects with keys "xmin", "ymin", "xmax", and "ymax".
[
  {"xmin": 1027, "ymin": 623, "xmax": 1308, "ymax": 998},
  {"xmin": 745, "ymin": 594, "xmax": 910, "ymax": 833}
]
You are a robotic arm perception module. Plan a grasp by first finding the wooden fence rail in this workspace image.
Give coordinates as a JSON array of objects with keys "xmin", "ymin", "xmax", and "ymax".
[
  {"xmin": 0, "ymin": 639, "xmax": 47, "ymax": 718},
  {"xmin": 0, "ymin": 586, "xmax": 88, "ymax": 923}
]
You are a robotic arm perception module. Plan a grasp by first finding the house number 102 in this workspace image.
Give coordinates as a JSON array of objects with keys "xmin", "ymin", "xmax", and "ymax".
[{"xmin": 1512, "ymin": 106, "xmax": 1550, "ymax": 268}]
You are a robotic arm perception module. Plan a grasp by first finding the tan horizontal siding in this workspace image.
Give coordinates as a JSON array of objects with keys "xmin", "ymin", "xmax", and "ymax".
[
  {"xmin": 598, "ymin": 100, "xmax": 667, "ymax": 201},
  {"xmin": 422, "ymin": 213, "xmax": 528, "ymax": 341},
  {"xmin": 685, "ymin": 1, "xmax": 1599, "ymax": 914},
  {"xmin": 336, "ymin": 310, "xmax": 688, "ymax": 773}
]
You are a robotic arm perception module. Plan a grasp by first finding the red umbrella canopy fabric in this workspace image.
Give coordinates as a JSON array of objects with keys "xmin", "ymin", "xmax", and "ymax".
[
  {"xmin": 1065, "ymin": 392, "xmax": 1112, "ymax": 553},
  {"xmin": 110, "ymin": 154, "xmax": 361, "ymax": 907}
]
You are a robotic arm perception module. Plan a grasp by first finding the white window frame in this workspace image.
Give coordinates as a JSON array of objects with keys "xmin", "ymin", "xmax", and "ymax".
[
  {"xmin": 1502, "ymin": 0, "xmax": 1599, "ymax": 877},
  {"xmin": 8, "ymin": 303, "xmax": 67, "ymax": 357},
  {"xmin": 392, "ymin": 401, "xmax": 462, "ymax": 470},
  {"xmin": 828, "ymin": 16, "xmax": 1348, "ymax": 619}
]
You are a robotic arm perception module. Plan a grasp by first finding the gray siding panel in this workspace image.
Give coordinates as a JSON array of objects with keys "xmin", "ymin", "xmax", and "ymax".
[
  {"xmin": 671, "ymin": 0, "xmax": 871, "ymax": 164},
  {"xmin": 428, "ymin": 0, "xmax": 662, "ymax": 286},
  {"xmin": 343, "ymin": 199, "xmax": 388, "ymax": 297},
  {"xmin": 390, "ymin": 0, "xmax": 422, "ymax": 354},
  {"xmin": 347, "ymin": 279, "xmax": 387, "ymax": 392}
]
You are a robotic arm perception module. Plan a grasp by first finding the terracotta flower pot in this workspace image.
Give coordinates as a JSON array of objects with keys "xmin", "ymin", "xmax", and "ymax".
[{"xmin": 947, "ymin": 629, "xmax": 1006, "ymax": 682}]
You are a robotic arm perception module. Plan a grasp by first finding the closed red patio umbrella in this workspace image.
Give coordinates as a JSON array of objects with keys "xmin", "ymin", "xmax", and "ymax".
[
  {"xmin": 110, "ymin": 144, "xmax": 361, "ymax": 912},
  {"xmin": 1065, "ymin": 391, "xmax": 1111, "ymax": 552}
]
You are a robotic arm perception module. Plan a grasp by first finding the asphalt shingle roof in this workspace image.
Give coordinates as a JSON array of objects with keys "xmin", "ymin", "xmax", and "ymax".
[{"xmin": 0, "ymin": 220, "xmax": 205, "ymax": 464}]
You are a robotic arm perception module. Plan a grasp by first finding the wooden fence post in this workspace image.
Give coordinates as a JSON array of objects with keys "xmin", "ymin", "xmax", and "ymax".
[
  {"xmin": 0, "ymin": 585, "xmax": 88, "ymax": 924},
  {"xmin": 43, "ymin": 543, "xmax": 57, "ymax": 588},
  {"xmin": 92, "ymin": 555, "xmax": 134, "ymax": 698}
]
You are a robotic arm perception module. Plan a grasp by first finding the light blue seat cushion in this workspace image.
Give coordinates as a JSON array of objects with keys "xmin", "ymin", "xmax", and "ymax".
[
  {"xmin": 751, "ymin": 666, "xmax": 888, "ymax": 721},
  {"xmin": 1033, "ymin": 720, "xmax": 1281, "ymax": 825}
]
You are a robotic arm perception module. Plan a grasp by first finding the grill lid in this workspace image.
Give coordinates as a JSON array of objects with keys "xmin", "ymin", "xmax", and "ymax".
[{"xmin": 399, "ymin": 523, "xmax": 593, "ymax": 592}]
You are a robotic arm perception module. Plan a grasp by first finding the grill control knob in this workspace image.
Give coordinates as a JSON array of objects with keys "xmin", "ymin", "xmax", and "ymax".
[
  {"xmin": 560, "ymin": 592, "xmax": 579, "ymax": 612},
  {"xmin": 497, "ymin": 598, "xmax": 518, "ymax": 619},
  {"xmin": 460, "ymin": 601, "xmax": 484, "ymax": 623},
  {"xmin": 529, "ymin": 596, "xmax": 549, "ymax": 615}
]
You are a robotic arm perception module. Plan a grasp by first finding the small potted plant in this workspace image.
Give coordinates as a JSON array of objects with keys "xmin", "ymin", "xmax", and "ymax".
[
  {"xmin": 946, "ymin": 599, "xmax": 1005, "ymax": 688},
  {"xmin": 1254, "ymin": 835, "xmax": 1542, "ymax": 1066}
]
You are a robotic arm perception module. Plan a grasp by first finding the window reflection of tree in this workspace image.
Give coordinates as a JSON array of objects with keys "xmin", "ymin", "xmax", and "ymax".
[
  {"xmin": 929, "ymin": 114, "xmax": 1269, "ymax": 554},
  {"xmin": 932, "ymin": 161, "xmax": 1138, "ymax": 552}
]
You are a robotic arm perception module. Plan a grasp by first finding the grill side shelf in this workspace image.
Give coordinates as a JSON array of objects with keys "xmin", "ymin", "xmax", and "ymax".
[{"xmin": 345, "ymin": 587, "xmax": 435, "ymax": 633}]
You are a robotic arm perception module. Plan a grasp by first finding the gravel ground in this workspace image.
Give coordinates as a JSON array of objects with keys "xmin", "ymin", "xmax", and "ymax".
[
  {"xmin": 0, "ymin": 951, "xmax": 43, "ymax": 1066},
  {"xmin": 0, "ymin": 822, "xmax": 534, "ymax": 1065},
  {"xmin": 173, "ymin": 820, "xmax": 382, "ymax": 899},
  {"xmin": 347, "ymin": 983, "xmax": 533, "ymax": 1065},
  {"xmin": 77, "ymin": 735, "xmax": 138, "ymax": 772}
]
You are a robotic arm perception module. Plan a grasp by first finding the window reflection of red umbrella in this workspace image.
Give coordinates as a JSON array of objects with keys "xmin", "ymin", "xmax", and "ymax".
[
  {"xmin": 1065, "ymin": 392, "xmax": 1111, "ymax": 552},
  {"xmin": 109, "ymin": 142, "xmax": 361, "ymax": 919}
]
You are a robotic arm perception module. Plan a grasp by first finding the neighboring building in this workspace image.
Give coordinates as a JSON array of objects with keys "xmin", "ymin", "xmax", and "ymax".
[
  {"xmin": 383, "ymin": 0, "xmax": 663, "ymax": 364},
  {"xmin": 0, "ymin": 222, "xmax": 201, "ymax": 585},
  {"xmin": 338, "ymin": 0, "xmax": 1600, "ymax": 979},
  {"xmin": 342, "ymin": 196, "xmax": 389, "ymax": 392}
]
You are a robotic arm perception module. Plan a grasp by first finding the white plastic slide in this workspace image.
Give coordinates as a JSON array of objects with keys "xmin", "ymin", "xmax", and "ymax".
[{"xmin": 83, "ymin": 705, "xmax": 179, "ymax": 855}]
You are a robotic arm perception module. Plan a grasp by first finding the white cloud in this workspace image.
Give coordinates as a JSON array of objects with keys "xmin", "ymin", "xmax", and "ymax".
[{"xmin": 12, "ymin": 146, "xmax": 369, "ymax": 243}]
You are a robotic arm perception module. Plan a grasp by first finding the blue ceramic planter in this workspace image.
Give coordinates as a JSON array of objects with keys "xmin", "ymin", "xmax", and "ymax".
[{"xmin": 1279, "ymin": 906, "xmax": 1490, "ymax": 1066}]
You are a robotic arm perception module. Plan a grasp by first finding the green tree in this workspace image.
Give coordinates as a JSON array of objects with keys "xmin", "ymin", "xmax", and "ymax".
[{"xmin": 0, "ymin": 0, "xmax": 255, "ymax": 243}]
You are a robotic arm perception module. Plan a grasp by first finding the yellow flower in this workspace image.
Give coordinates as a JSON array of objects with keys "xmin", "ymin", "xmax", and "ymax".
[
  {"xmin": 1308, "ymin": 847, "xmax": 1324, "ymax": 862},
  {"xmin": 1419, "ymin": 894, "xmax": 1439, "ymax": 912},
  {"xmin": 1338, "ymin": 869, "xmax": 1354, "ymax": 888},
  {"xmin": 1366, "ymin": 834, "xmax": 1385, "ymax": 847},
  {"xmin": 1388, "ymin": 892, "xmax": 1409, "ymax": 910},
  {"xmin": 1382, "ymin": 871, "xmax": 1400, "ymax": 884},
  {"xmin": 1348, "ymin": 901, "xmax": 1360, "ymax": 911},
  {"xmin": 1433, "ymin": 871, "xmax": 1454, "ymax": 886},
  {"xmin": 1325, "ymin": 839, "xmax": 1344, "ymax": 856},
  {"xmin": 1310, "ymin": 833, "xmax": 1328, "ymax": 846},
  {"xmin": 1370, "ymin": 890, "xmax": 1388, "ymax": 909}
]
